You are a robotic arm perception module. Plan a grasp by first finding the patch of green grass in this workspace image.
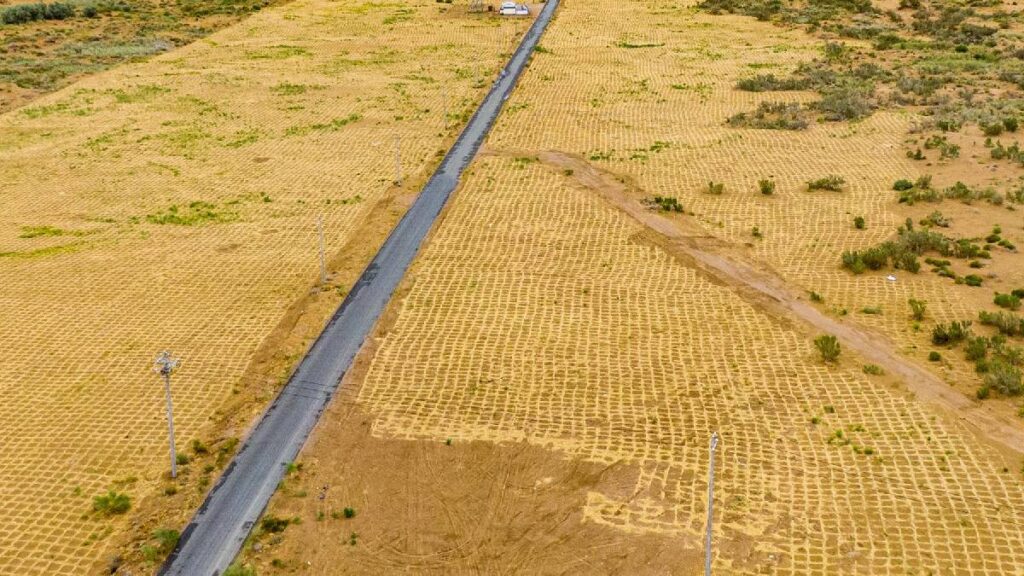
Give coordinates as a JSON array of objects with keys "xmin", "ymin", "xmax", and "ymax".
[
  {"xmin": 145, "ymin": 201, "xmax": 238, "ymax": 226},
  {"xmin": 284, "ymin": 113, "xmax": 362, "ymax": 137},
  {"xmin": 670, "ymin": 82, "xmax": 712, "ymax": 102},
  {"xmin": 272, "ymin": 82, "xmax": 309, "ymax": 95},
  {"xmin": 0, "ymin": 243, "xmax": 87, "ymax": 259},
  {"xmin": 93, "ymin": 490, "xmax": 131, "ymax": 516},
  {"xmin": 512, "ymin": 156, "xmax": 538, "ymax": 169},
  {"xmin": 223, "ymin": 563, "xmax": 256, "ymax": 576},
  {"xmin": 224, "ymin": 129, "xmax": 263, "ymax": 148},
  {"xmin": 245, "ymin": 45, "xmax": 310, "ymax": 60},
  {"xmin": 108, "ymin": 84, "xmax": 171, "ymax": 103},
  {"xmin": 19, "ymin": 225, "xmax": 68, "ymax": 238},
  {"xmin": 862, "ymin": 364, "xmax": 884, "ymax": 375},
  {"xmin": 615, "ymin": 39, "xmax": 665, "ymax": 49}
]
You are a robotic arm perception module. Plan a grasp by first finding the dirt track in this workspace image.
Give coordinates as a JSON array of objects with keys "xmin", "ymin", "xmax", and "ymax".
[{"xmin": 535, "ymin": 149, "xmax": 1024, "ymax": 458}]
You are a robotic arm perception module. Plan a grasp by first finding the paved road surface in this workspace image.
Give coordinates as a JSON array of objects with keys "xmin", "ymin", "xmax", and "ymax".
[{"xmin": 160, "ymin": 2, "xmax": 560, "ymax": 574}]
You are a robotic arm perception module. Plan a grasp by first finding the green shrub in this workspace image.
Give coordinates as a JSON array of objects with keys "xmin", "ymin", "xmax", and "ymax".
[
  {"xmin": 932, "ymin": 320, "xmax": 971, "ymax": 345},
  {"xmin": 928, "ymin": 351, "xmax": 942, "ymax": 361},
  {"xmin": 1004, "ymin": 117, "xmax": 1019, "ymax": 132},
  {"xmin": 223, "ymin": 564, "xmax": 257, "ymax": 576},
  {"xmin": 807, "ymin": 175, "xmax": 846, "ymax": 191},
  {"xmin": 853, "ymin": 216, "xmax": 865, "ymax": 229},
  {"xmin": 175, "ymin": 453, "xmax": 190, "ymax": 466},
  {"xmin": 343, "ymin": 507, "xmax": 356, "ymax": 519},
  {"xmin": 1, "ymin": 2, "xmax": 75, "ymax": 24},
  {"xmin": 93, "ymin": 491, "xmax": 131, "ymax": 515},
  {"xmin": 260, "ymin": 515, "xmax": 292, "ymax": 533},
  {"xmin": 892, "ymin": 179, "xmax": 914, "ymax": 191},
  {"xmin": 841, "ymin": 251, "xmax": 867, "ymax": 274},
  {"xmin": 814, "ymin": 334, "xmax": 841, "ymax": 363},
  {"xmin": 736, "ymin": 74, "xmax": 807, "ymax": 92},
  {"xmin": 863, "ymin": 364, "xmax": 884, "ymax": 375},
  {"xmin": 979, "ymin": 310, "xmax": 1024, "ymax": 337},
  {"xmin": 977, "ymin": 386, "xmax": 991, "ymax": 400},
  {"xmin": 705, "ymin": 181, "xmax": 724, "ymax": 195},
  {"xmin": 908, "ymin": 298, "xmax": 927, "ymax": 320},
  {"xmin": 983, "ymin": 123, "xmax": 1004, "ymax": 137},
  {"xmin": 815, "ymin": 81, "xmax": 874, "ymax": 121},
  {"xmin": 964, "ymin": 274, "xmax": 983, "ymax": 287},
  {"xmin": 965, "ymin": 337, "xmax": 988, "ymax": 362},
  {"xmin": 727, "ymin": 102, "xmax": 809, "ymax": 130},
  {"xmin": 650, "ymin": 196, "xmax": 684, "ymax": 212},
  {"xmin": 153, "ymin": 528, "xmax": 180, "ymax": 553},
  {"xmin": 759, "ymin": 178, "xmax": 776, "ymax": 195},
  {"xmin": 920, "ymin": 211, "xmax": 949, "ymax": 227},
  {"xmin": 985, "ymin": 361, "xmax": 1022, "ymax": 395},
  {"xmin": 994, "ymin": 293, "xmax": 1021, "ymax": 310}
]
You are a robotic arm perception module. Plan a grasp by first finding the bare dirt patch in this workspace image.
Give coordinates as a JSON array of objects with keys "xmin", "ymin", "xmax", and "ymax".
[{"xmin": 239, "ymin": 400, "xmax": 701, "ymax": 575}]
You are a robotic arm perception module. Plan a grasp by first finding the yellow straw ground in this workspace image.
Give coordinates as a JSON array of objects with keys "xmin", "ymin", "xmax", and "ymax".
[
  {"xmin": 0, "ymin": 1, "xmax": 523, "ymax": 573},
  {"xmin": 339, "ymin": 0, "xmax": 1024, "ymax": 573}
]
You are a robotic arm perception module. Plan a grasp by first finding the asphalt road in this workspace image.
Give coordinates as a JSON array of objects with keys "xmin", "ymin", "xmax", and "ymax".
[{"xmin": 160, "ymin": 2, "xmax": 560, "ymax": 574}]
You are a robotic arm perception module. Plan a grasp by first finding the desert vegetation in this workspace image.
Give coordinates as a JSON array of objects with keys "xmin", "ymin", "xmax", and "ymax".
[{"xmin": 0, "ymin": 0, "xmax": 289, "ymax": 112}]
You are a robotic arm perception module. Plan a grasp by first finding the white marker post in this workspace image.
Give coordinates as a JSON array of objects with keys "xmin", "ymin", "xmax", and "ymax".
[{"xmin": 705, "ymin": 432, "xmax": 720, "ymax": 576}]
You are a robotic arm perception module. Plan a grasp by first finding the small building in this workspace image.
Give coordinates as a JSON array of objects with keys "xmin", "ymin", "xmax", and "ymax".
[{"xmin": 499, "ymin": 1, "xmax": 529, "ymax": 15}]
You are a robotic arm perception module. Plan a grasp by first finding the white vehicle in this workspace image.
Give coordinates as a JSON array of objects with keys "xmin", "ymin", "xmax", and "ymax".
[{"xmin": 499, "ymin": 1, "xmax": 517, "ymax": 14}]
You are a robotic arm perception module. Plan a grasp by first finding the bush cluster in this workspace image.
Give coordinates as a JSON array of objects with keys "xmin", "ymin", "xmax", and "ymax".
[
  {"xmin": 807, "ymin": 175, "xmax": 845, "ymax": 191},
  {"xmin": 727, "ymin": 102, "xmax": 809, "ymax": 130},
  {"xmin": 650, "ymin": 196, "xmax": 684, "ymax": 212},
  {"xmin": 932, "ymin": 320, "xmax": 971, "ymax": 346},
  {"xmin": 979, "ymin": 310, "xmax": 1024, "ymax": 337},
  {"xmin": 1, "ymin": 2, "xmax": 75, "ymax": 23}
]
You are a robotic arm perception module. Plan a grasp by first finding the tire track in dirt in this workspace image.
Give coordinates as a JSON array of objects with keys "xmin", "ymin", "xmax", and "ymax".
[{"xmin": 520, "ymin": 148, "xmax": 1024, "ymax": 458}]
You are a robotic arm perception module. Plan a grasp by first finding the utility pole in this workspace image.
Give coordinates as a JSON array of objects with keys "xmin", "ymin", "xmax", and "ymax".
[
  {"xmin": 705, "ymin": 432, "xmax": 720, "ymax": 576},
  {"xmin": 394, "ymin": 134, "xmax": 401, "ymax": 186},
  {"xmin": 317, "ymin": 214, "xmax": 327, "ymax": 285},
  {"xmin": 153, "ymin": 351, "xmax": 181, "ymax": 479}
]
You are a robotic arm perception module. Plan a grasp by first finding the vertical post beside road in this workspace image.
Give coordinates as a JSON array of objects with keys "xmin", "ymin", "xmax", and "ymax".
[
  {"xmin": 705, "ymin": 431, "xmax": 720, "ymax": 576},
  {"xmin": 154, "ymin": 351, "xmax": 181, "ymax": 479}
]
